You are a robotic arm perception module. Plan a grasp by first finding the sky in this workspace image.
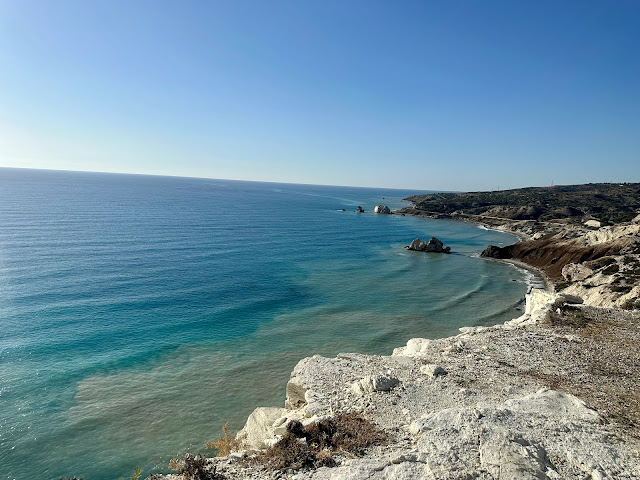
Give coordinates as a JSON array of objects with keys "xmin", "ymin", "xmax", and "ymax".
[{"xmin": 0, "ymin": 0, "xmax": 639, "ymax": 191}]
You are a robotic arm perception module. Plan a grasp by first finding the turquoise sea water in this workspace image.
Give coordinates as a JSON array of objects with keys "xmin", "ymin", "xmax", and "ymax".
[{"xmin": 0, "ymin": 169, "xmax": 533, "ymax": 480}]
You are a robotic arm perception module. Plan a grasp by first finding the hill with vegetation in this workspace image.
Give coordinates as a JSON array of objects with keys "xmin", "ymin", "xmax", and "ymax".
[{"xmin": 405, "ymin": 183, "xmax": 640, "ymax": 225}]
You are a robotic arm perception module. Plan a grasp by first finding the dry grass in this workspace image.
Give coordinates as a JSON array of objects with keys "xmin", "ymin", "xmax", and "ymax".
[
  {"xmin": 205, "ymin": 423, "xmax": 243, "ymax": 457},
  {"xmin": 544, "ymin": 302, "xmax": 593, "ymax": 329},
  {"xmin": 168, "ymin": 453, "xmax": 226, "ymax": 480},
  {"xmin": 254, "ymin": 412, "xmax": 387, "ymax": 472}
]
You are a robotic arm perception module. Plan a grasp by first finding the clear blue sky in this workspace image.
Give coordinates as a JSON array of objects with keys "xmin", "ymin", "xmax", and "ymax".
[{"xmin": 1, "ymin": 0, "xmax": 638, "ymax": 190}]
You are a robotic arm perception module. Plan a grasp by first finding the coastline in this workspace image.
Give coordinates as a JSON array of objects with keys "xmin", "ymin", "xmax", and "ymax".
[
  {"xmin": 159, "ymin": 287, "xmax": 640, "ymax": 480},
  {"xmin": 154, "ymin": 208, "xmax": 640, "ymax": 479},
  {"xmin": 393, "ymin": 207, "xmax": 553, "ymax": 291}
]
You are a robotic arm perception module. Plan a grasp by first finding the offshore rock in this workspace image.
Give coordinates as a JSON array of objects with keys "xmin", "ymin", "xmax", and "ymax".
[
  {"xmin": 374, "ymin": 205, "xmax": 391, "ymax": 214},
  {"xmin": 356, "ymin": 206, "xmax": 365, "ymax": 213},
  {"xmin": 406, "ymin": 237, "xmax": 451, "ymax": 254}
]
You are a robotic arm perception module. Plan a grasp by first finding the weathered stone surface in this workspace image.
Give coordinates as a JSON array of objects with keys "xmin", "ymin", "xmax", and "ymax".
[
  {"xmin": 374, "ymin": 205, "xmax": 391, "ymax": 214},
  {"xmin": 584, "ymin": 219, "xmax": 602, "ymax": 228},
  {"xmin": 585, "ymin": 224, "xmax": 640, "ymax": 245},
  {"xmin": 562, "ymin": 262, "xmax": 594, "ymax": 282},
  {"xmin": 406, "ymin": 237, "xmax": 451, "ymax": 253},
  {"xmin": 237, "ymin": 406, "xmax": 288, "ymax": 450},
  {"xmin": 419, "ymin": 364, "xmax": 445, "ymax": 377},
  {"xmin": 352, "ymin": 375, "xmax": 400, "ymax": 394}
]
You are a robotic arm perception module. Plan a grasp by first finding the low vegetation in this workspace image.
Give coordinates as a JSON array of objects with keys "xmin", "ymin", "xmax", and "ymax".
[
  {"xmin": 544, "ymin": 302, "xmax": 592, "ymax": 329},
  {"xmin": 168, "ymin": 454, "xmax": 226, "ymax": 480},
  {"xmin": 254, "ymin": 412, "xmax": 387, "ymax": 472},
  {"xmin": 205, "ymin": 423, "xmax": 243, "ymax": 457},
  {"xmin": 405, "ymin": 183, "xmax": 640, "ymax": 224}
]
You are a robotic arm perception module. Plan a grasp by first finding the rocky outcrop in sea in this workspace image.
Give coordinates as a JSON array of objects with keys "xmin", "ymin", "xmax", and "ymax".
[
  {"xmin": 406, "ymin": 237, "xmax": 451, "ymax": 253},
  {"xmin": 373, "ymin": 205, "xmax": 390, "ymax": 214}
]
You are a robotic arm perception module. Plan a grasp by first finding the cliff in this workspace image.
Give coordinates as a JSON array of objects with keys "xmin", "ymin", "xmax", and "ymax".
[
  {"xmin": 150, "ymin": 185, "xmax": 640, "ymax": 479},
  {"xmin": 156, "ymin": 289, "xmax": 640, "ymax": 479}
]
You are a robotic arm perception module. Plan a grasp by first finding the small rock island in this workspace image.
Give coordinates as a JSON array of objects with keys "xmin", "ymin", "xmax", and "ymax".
[{"xmin": 406, "ymin": 237, "xmax": 451, "ymax": 254}]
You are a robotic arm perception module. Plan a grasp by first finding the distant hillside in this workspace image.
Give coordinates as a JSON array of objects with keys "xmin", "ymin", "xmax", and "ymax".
[{"xmin": 405, "ymin": 183, "xmax": 640, "ymax": 225}]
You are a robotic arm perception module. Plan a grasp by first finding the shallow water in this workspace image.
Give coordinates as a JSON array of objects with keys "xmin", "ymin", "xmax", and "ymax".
[{"xmin": 0, "ymin": 169, "xmax": 531, "ymax": 479}]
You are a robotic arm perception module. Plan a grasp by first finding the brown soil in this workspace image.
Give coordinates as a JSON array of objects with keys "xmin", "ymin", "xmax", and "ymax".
[{"xmin": 509, "ymin": 237, "xmax": 625, "ymax": 279}]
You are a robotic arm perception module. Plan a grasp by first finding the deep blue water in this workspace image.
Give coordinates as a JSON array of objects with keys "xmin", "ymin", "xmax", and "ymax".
[{"xmin": 0, "ymin": 168, "xmax": 531, "ymax": 480}]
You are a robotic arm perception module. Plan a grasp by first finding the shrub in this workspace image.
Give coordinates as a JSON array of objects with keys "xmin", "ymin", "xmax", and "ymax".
[
  {"xmin": 592, "ymin": 257, "xmax": 616, "ymax": 269},
  {"xmin": 118, "ymin": 467, "xmax": 141, "ymax": 480},
  {"xmin": 545, "ymin": 302, "xmax": 590, "ymax": 328},
  {"xmin": 611, "ymin": 285, "xmax": 633, "ymax": 294},
  {"xmin": 602, "ymin": 264, "xmax": 619, "ymax": 275},
  {"xmin": 205, "ymin": 423, "xmax": 242, "ymax": 457},
  {"xmin": 256, "ymin": 412, "xmax": 386, "ymax": 472},
  {"xmin": 169, "ymin": 453, "xmax": 226, "ymax": 480}
]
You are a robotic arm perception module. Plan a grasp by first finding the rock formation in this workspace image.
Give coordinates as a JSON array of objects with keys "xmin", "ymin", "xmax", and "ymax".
[
  {"xmin": 406, "ymin": 237, "xmax": 451, "ymax": 253},
  {"xmin": 356, "ymin": 206, "xmax": 365, "ymax": 213},
  {"xmin": 156, "ymin": 289, "xmax": 640, "ymax": 480},
  {"xmin": 373, "ymin": 205, "xmax": 390, "ymax": 214},
  {"xmin": 480, "ymin": 244, "xmax": 514, "ymax": 259}
]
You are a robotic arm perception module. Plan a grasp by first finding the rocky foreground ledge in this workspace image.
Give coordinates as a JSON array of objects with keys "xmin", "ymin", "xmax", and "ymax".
[{"xmin": 152, "ymin": 289, "xmax": 640, "ymax": 480}]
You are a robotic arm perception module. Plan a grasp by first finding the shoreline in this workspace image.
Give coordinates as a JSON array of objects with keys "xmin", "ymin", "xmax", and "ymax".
[
  {"xmin": 164, "ymin": 287, "xmax": 640, "ymax": 480},
  {"xmin": 154, "ymin": 205, "xmax": 640, "ymax": 479},
  {"xmin": 392, "ymin": 207, "xmax": 553, "ymax": 292}
]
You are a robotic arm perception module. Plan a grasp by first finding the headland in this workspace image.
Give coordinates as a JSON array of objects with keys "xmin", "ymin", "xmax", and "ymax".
[{"xmin": 150, "ymin": 183, "xmax": 640, "ymax": 480}]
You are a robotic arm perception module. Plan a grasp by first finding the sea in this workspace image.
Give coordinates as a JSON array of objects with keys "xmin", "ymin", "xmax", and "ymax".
[{"xmin": 0, "ymin": 168, "xmax": 539, "ymax": 480}]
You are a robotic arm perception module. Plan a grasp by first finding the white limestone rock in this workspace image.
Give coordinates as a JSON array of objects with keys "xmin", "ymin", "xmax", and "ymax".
[
  {"xmin": 374, "ymin": 205, "xmax": 391, "ymax": 214},
  {"xmin": 584, "ymin": 219, "xmax": 601, "ymax": 228},
  {"xmin": 237, "ymin": 406, "xmax": 288, "ymax": 450},
  {"xmin": 351, "ymin": 375, "xmax": 400, "ymax": 394},
  {"xmin": 392, "ymin": 337, "xmax": 433, "ymax": 357},
  {"xmin": 585, "ymin": 224, "xmax": 640, "ymax": 245},
  {"xmin": 404, "ymin": 389, "xmax": 637, "ymax": 480},
  {"xmin": 419, "ymin": 364, "xmax": 446, "ymax": 377}
]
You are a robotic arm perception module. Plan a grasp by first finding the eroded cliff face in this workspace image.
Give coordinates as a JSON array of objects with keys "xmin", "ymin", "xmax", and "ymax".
[
  {"xmin": 154, "ymin": 290, "xmax": 640, "ymax": 480},
  {"xmin": 480, "ymin": 221, "xmax": 640, "ymax": 308}
]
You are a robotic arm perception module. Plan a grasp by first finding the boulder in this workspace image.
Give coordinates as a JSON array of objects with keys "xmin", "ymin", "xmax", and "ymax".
[
  {"xmin": 351, "ymin": 375, "xmax": 400, "ymax": 395},
  {"xmin": 374, "ymin": 205, "xmax": 391, "ymax": 214},
  {"xmin": 584, "ymin": 219, "xmax": 601, "ymax": 228},
  {"xmin": 236, "ymin": 406, "xmax": 288, "ymax": 450},
  {"xmin": 420, "ymin": 364, "xmax": 446, "ymax": 377},
  {"xmin": 406, "ymin": 237, "xmax": 451, "ymax": 254},
  {"xmin": 562, "ymin": 263, "xmax": 594, "ymax": 282}
]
